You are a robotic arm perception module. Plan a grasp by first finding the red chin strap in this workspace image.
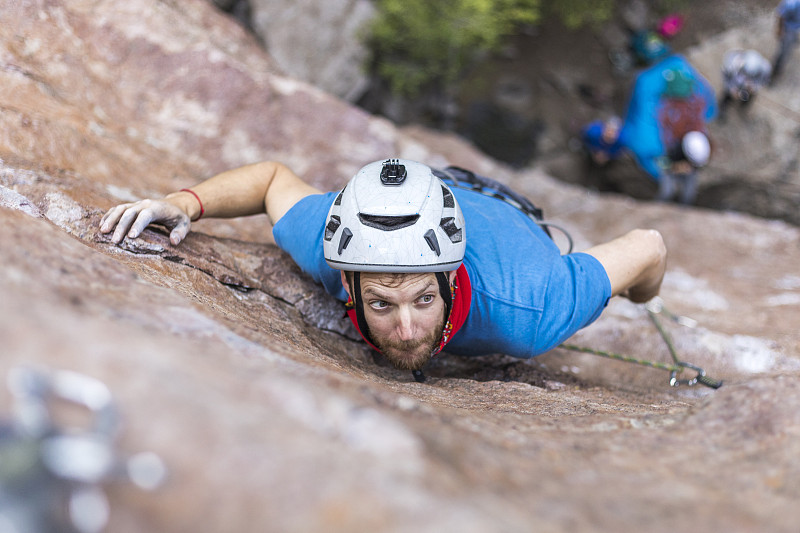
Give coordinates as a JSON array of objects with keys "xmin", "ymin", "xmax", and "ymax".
[{"xmin": 344, "ymin": 264, "xmax": 472, "ymax": 357}]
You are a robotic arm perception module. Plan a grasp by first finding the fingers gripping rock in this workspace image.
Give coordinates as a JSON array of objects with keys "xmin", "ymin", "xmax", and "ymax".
[{"xmin": 100, "ymin": 199, "xmax": 192, "ymax": 245}]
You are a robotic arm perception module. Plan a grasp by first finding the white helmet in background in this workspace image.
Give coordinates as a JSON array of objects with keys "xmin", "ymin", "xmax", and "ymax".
[
  {"xmin": 681, "ymin": 131, "xmax": 711, "ymax": 167},
  {"xmin": 742, "ymin": 50, "xmax": 767, "ymax": 77},
  {"xmin": 323, "ymin": 159, "xmax": 466, "ymax": 272}
]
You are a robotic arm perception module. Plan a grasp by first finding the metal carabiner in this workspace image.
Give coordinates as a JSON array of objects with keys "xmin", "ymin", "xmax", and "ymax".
[
  {"xmin": 14, "ymin": 368, "xmax": 117, "ymax": 432},
  {"xmin": 670, "ymin": 361, "xmax": 723, "ymax": 389}
]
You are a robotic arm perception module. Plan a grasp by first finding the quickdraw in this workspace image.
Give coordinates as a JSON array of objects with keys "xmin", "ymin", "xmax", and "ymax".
[{"xmin": 562, "ymin": 298, "xmax": 723, "ymax": 389}]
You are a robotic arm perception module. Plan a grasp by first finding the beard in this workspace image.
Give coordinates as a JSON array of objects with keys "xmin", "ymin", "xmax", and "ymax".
[{"xmin": 372, "ymin": 314, "xmax": 446, "ymax": 371}]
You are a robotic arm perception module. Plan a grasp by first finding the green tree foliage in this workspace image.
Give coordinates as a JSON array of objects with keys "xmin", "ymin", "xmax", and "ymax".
[
  {"xmin": 367, "ymin": 0, "xmax": 540, "ymax": 96},
  {"xmin": 546, "ymin": 0, "xmax": 615, "ymax": 28},
  {"xmin": 367, "ymin": 0, "xmax": 692, "ymax": 99}
]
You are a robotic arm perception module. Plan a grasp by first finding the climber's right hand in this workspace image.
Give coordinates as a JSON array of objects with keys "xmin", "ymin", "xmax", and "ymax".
[{"xmin": 100, "ymin": 198, "xmax": 192, "ymax": 246}]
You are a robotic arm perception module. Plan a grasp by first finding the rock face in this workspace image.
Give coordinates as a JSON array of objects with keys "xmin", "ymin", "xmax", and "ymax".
[
  {"xmin": 688, "ymin": 13, "xmax": 800, "ymax": 222},
  {"xmin": 248, "ymin": 0, "xmax": 375, "ymax": 102},
  {"xmin": 2, "ymin": 1, "xmax": 800, "ymax": 532}
]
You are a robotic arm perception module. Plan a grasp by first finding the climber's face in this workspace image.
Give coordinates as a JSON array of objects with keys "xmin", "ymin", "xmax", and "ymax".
[
  {"xmin": 602, "ymin": 119, "xmax": 621, "ymax": 143},
  {"xmin": 342, "ymin": 271, "xmax": 450, "ymax": 371}
]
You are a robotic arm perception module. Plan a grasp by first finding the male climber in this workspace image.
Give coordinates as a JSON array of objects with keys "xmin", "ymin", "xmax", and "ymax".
[
  {"xmin": 581, "ymin": 116, "xmax": 626, "ymax": 166},
  {"xmin": 100, "ymin": 159, "xmax": 666, "ymax": 378}
]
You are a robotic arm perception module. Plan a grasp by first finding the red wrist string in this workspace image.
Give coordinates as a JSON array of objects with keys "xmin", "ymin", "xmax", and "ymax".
[{"xmin": 180, "ymin": 188, "xmax": 204, "ymax": 221}]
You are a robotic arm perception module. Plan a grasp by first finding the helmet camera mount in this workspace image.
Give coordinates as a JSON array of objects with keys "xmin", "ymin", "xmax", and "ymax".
[{"xmin": 380, "ymin": 159, "xmax": 407, "ymax": 185}]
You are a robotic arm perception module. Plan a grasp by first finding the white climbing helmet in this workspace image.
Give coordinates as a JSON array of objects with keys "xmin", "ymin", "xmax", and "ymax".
[
  {"xmin": 681, "ymin": 131, "xmax": 711, "ymax": 167},
  {"xmin": 323, "ymin": 158, "xmax": 466, "ymax": 273},
  {"xmin": 742, "ymin": 49, "xmax": 766, "ymax": 77}
]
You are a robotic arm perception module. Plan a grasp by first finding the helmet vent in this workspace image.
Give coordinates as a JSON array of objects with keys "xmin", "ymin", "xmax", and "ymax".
[
  {"xmin": 358, "ymin": 213, "xmax": 419, "ymax": 231},
  {"xmin": 439, "ymin": 217, "xmax": 463, "ymax": 243},
  {"xmin": 441, "ymin": 185, "xmax": 455, "ymax": 208},
  {"xmin": 334, "ymin": 187, "xmax": 345, "ymax": 206},
  {"xmin": 324, "ymin": 215, "xmax": 341, "ymax": 241}
]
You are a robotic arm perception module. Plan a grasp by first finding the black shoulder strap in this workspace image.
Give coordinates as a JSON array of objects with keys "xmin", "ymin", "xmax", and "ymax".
[{"xmin": 433, "ymin": 166, "xmax": 553, "ymax": 240}]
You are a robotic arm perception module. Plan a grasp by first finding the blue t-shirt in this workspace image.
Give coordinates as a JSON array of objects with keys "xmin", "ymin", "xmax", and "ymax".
[{"xmin": 273, "ymin": 187, "xmax": 612, "ymax": 358}]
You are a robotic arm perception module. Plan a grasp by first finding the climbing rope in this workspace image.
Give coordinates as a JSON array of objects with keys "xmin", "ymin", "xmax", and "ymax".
[{"xmin": 561, "ymin": 298, "xmax": 723, "ymax": 389}]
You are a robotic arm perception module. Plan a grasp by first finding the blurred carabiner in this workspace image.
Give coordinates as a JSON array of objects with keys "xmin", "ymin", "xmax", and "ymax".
[{"xmin": 670, "ymin": 361, "xmax": 723, "ymax": 389}]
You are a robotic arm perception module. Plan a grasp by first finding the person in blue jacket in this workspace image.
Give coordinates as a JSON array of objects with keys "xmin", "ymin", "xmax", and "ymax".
[
  {"xmin": 99, "ymin": 159, "xmax": 667, "ymax": 380},
  {"xmin": 581, "ymin": 116, "xmax": 626, "ymax": 166},
  {"xmin": 620, "ymin": 54, "xmax": 716, "ymax": 204}
]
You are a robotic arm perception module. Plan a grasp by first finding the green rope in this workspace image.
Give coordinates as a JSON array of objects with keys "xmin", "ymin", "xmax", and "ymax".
[
  {"xmin": 647, "ymin": 307, "xmax": 680, "ymax": 365},
  {"xmin": 560, "ymin": 342, "xmax": 682, "ymax": 373},
  {"xmin": 559, "ymin": 303, "xmax": 723, "ymax": 389}
]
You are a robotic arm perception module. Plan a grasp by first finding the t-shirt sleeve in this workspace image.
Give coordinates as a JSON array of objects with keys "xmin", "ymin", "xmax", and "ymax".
[
  {"xmin": 272, "ymin": 192, "xmax": 348, "ymax": 301},
  {"xmin": 534, "ymin": 251, "xmax": 612, "ymax": 352}
]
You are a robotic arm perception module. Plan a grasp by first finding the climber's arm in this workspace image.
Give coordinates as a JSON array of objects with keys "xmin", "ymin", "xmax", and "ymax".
[
  {"xmin": 163, "ymin": 161, "xmax": 321, "ymax": 224},
  {"xmin": 583, "ymin": 229, "xmax": 667, "ymax": 303},
  {"xmin": 100, "ymin": 161, "xmax": 321, "ymax": 245}
]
